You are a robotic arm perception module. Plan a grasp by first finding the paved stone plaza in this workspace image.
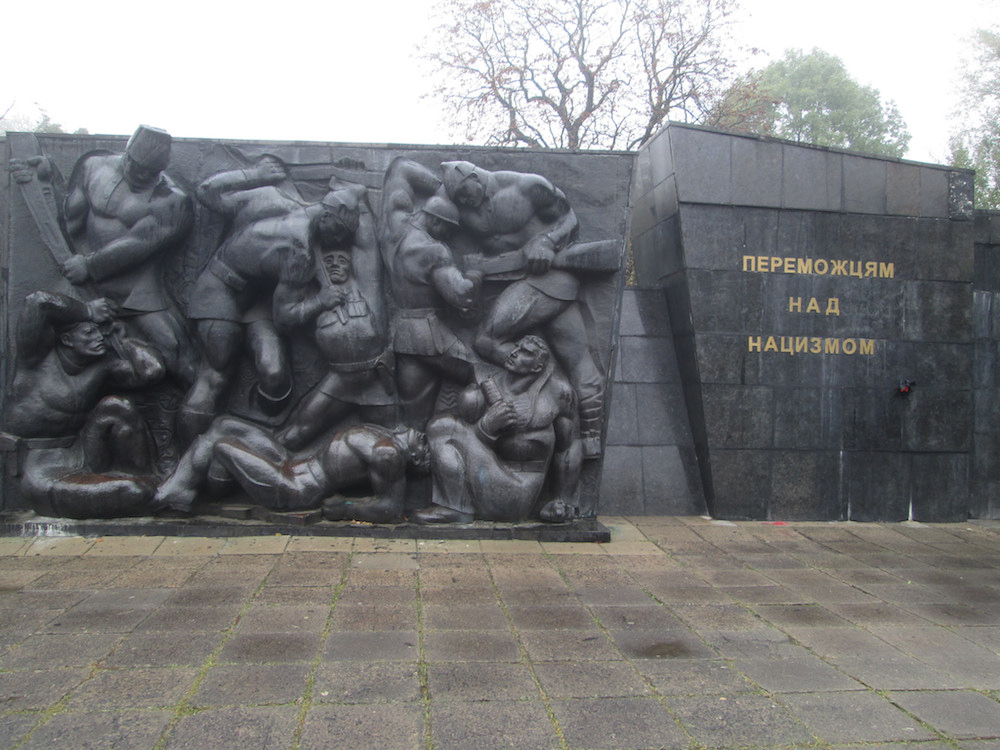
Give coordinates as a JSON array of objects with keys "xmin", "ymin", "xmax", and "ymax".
[{"xmin": 1, "ymin": 517, "xmax": 1000, "ymax": 749}]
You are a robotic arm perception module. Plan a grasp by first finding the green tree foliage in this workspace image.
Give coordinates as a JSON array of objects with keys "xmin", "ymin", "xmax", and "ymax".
[
  {"xmin": 949, "ymin": 28, "xmax": 1000, "ymax": 210},
  {"xmin": 0, "ymin": 103, "xmax": 87, "ymax": 135},
  {"xmin": 423, "ymin": 0, "xmax": 739, "ymax": 150},
  {"xmin": 709, "ymin": 48, "xmax": 911, "ymax": 158}
]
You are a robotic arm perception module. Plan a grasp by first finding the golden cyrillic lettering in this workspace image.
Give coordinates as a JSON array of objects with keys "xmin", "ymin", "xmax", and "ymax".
[
  {"xmin": 860, "ymin": 339, "xmax": 875, "ymax": 355},
  {"xmin": 810, "ymin": 337, "xmax": 822, "ymax": 353},
  {"xmin": 743, "ymin": 255, "xmax": 756, "ymax": 272},
  {"xmin": 849, "ymin": 261, "xmax": 864, "ymax": 278},
  {"xmin": 806, "ymin": 298, "xmax": 821, "ymax": 314},
  {"xmin": 797, "ymin": 258, "xmax": 813, "ymax": 274},
  {"xmin": 788, "ymin": 297, "xmax": 802, "ymax": 313},
  {"xmin": 831, "ymin": 259, "xmax": 848, "ymax": 275},
  {"xmin": 879, "ymin": 262, "xmax": 894, "ymax": 279},
  {"xmin": 814, "ymin": 259, "xmax": 829, "ymax": 274},
  {"xmin": 748, "ymin": 336, "xmax": 762, "ymax": 352},
  {"xmin": 825, "ymin": 338, "xmax": 840, "ymax": 354},
  {"xmin": 825, "ymin": 298, "xmax": 840, "ymax": 316},
  {"xmin": 842, "ymin": 338, "xmax": 857, "ymax": 354},
  {"xmin": 764, "ymin": 336, "xmax": 778, "ymax": 352},
  {"xmin": 865, "ymin": 261, "xmax": 878, "ymax": 277}
]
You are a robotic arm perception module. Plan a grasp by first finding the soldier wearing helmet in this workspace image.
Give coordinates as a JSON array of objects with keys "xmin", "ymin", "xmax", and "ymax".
[{"xmin": 378, "ymin": 157, "xmax": 480, "ymax": 430}]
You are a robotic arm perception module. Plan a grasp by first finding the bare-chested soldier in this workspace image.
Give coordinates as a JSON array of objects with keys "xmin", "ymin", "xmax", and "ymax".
[
  {"xmin": 4, "ymin": 291, "xmax": 166, "ymax": 518},
  {"xmin": 440, "ymin": 161, "xmax": 610, "ymax": 457},
  {"xmin": 379, "ymin": 158, "xmax": 480, "ymax": 429},
  {"xmin": 180, "ymin": 155, "xmax": 358, "ymax": 442},
  {"xmin": 62, "ymin": 125, "xmax": 195, "ymax": 385},
  {"xmin": 154, "ymin": 418, "xmax": 428, "ymax": 523}
]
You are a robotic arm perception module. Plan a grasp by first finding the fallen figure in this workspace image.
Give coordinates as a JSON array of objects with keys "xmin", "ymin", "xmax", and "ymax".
[{"xmin": 153, "ymin": 418, "xmax": 429, "ymax": 523}]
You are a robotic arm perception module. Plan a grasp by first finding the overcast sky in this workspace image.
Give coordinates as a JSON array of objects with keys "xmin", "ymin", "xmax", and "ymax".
[{"xmin": 3, "ymin": 0, "xmax": 998, "ymax": 163}]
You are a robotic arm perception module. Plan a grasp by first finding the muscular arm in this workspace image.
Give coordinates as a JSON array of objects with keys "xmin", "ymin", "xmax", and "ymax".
[
  {"xmin": 63, "ymin": 159, "xmax": 92, "ymax": 238},
  {"xmin": 431, "ymin": 264, "xmax": 477, "ymax": 314},
  {"xmin": 381, "ymin": 159, "xmax": 440, "ymax": 243},
  {"xmin": 106, "ymin": 322, "xmax": 166, "ymax": 389},
  {"xmin": 273, "ymin": 280, "xmax": 329, "ymax": 331},
  {"xmin": 526, "ymin": 179, "xmax": 578, "ymax": 250},
  {"xmin": 519, "ymin": 177, "xmax": 579, "ymax": 274},
  {"xmin": 82, "ymin": 191, "xmax": 193, "ymax": 282},
  {"xmin": 196, "ymin": 166, "xmax": 274, "ymax": 215}
]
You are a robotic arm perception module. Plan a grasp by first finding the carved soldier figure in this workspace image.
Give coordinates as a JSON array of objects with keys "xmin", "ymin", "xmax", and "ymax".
[
  {"xmin": 180, "ymin": 156, "xmax": 356, "ymax": 441},
  {"xmin": 154, "ymin": 418, "xmax": 428, "ymax": 523},
  {"xmin": 62, "ymin": 125, "xmax": 196, "ymax": 385},
  {"xmin": 274, "ymin": 188, "xmax": 395, "ymax": 450},
  {"xmin": 379, "ymin": 158, "xmax": 481, "ymax": 429},
  {"xmin": 440, "ymin": 160, "xmax": 610, "ymax": 457},
  {"xmin": 416, "ymin": 335, "xmax": 582, "ymax": 524},
  {"xmin": 5, "ymin": 291, "xmax": 166, "ymax": 518}
]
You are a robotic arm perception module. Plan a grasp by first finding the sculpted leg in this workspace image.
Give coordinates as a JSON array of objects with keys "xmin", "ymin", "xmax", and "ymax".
[
  {"xmin": 545, "ymin": 304, "xmax": 605, "ymax": 458},
  {"xmin": 27, "ymin": 397, "xmax": 159, "ymax": 519},
  {"xmin": 416, "ymin": 415, "xmax": 475, "ymax": 522},
  {"xmin": 475, "ymin": 282, "xmax": 568, "ymax": 364},
  {"xmin": 155, "ymin": 416, "xmax": 270, "ymax": 511},
  {"xmin": 80, "ymin": 396, "xmax": 155, "ymax": 474},
  {"xmin": 397, "ymin": 356, "xmax": 439, "ymax": 430},
  {"xmin": 247, "ymin": 319, "xmax": 292, "ymax": 414},
  {"xmin": 277, "ymin": 385, "xmax": 352, "ymax": 450},
  {"xmin": 132, "ymin": 310, "xmax": 198, "ymax": 388},
  {"xmin": 211, "ymin": 439, "xmax": 325, "ymax": 510},
  {"xmin": 179, "ymin": 319, "xmax": 243, "ymax": 444}
]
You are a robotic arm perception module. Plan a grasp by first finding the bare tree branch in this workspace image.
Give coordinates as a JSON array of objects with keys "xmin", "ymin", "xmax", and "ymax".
[{"xmin": 423, "ymin": 0, "xmax": 739, "ymax": 150}]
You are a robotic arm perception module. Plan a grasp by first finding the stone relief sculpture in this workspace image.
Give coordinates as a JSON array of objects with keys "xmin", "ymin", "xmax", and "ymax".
[
  {"xmin": 61, "ymin": 126, "xmax": 197, "ymax": 387},
  {"xmin": 5, "ymin": 291, "xmax": 165, "ymax": 518},
  {"xmin": 154, "ymin": 418, "xmax": 427, "ymax": 524},
  {"xmin": 273, "ymin": 185, "xmax": 396, "ymax": 450},
  {"xmin": 438, "ymin": 161, "xmax": 618, "ymax": 458},
  {"xmin": 418, "ymin": 335, "xmax": 581, "ymax": 524},
  {"xmin": 2, "ymin": 129, "xmax": 623, "ymax": 525},
  {"xmin": 378, "ymin": 158, "xmax": 479, "ymax": 429},
  {"xmin": 180, "ymin": 155, "xmax": 324, "ymax": 441}
]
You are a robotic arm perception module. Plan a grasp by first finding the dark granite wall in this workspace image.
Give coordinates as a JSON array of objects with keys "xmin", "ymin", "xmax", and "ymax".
[
  {"xmin": 972, "ymin": 211, "xmax": 1000, "ymax": 519},
  {"xmin": 630, "ymin": 123, "xmax": 978, "ymax": 521},
  {"xmin": 598, "ymin": 288, "xmax": 707, "ymax": 516}
]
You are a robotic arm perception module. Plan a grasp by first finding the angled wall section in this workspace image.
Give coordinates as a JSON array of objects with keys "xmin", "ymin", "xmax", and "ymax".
[{"xmin": 633, "ymin": 123, "xmax": 976, "ymax": 521}]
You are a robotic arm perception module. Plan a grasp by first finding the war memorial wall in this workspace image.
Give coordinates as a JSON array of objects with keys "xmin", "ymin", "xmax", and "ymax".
[
  {"xmin": 0, "ymin": 123, "xmax": 996, "ymax": 530},
  {"xmin": 625, "ymin": 123, "xmax": 994, "ymax": 522}
]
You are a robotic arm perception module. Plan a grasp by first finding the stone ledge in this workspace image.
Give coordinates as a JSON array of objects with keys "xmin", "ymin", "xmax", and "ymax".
[{"xmin": 0, "ymin": 511, "xmax": 611, "ymax": 543}]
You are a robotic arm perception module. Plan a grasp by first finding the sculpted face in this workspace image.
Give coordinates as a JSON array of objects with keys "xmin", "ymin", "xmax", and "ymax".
[
  {"xmin": 452, "ymin": 175, "xmax": 485, "ymax": 208},
  {"xmin": 504, "ymin": 338, "xmax": 547, "ymax": 375},
  {"xmin": 425, "ymin": 215, "xmax": 453, "ymax": 241},
  {"xmin": 122, "ymin": 154, "xmax": 160, "ymax": 192},
  {"xmin": 323, "ymin": 251, "xmax": 352, "ymax": 284},
  {"xmin": 59, "ymin": 322, "xmax": 108, "ymax": 359},
  {"xmin": 405, "ymin": 429, "xmax": 430, "ymax": 472}
]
